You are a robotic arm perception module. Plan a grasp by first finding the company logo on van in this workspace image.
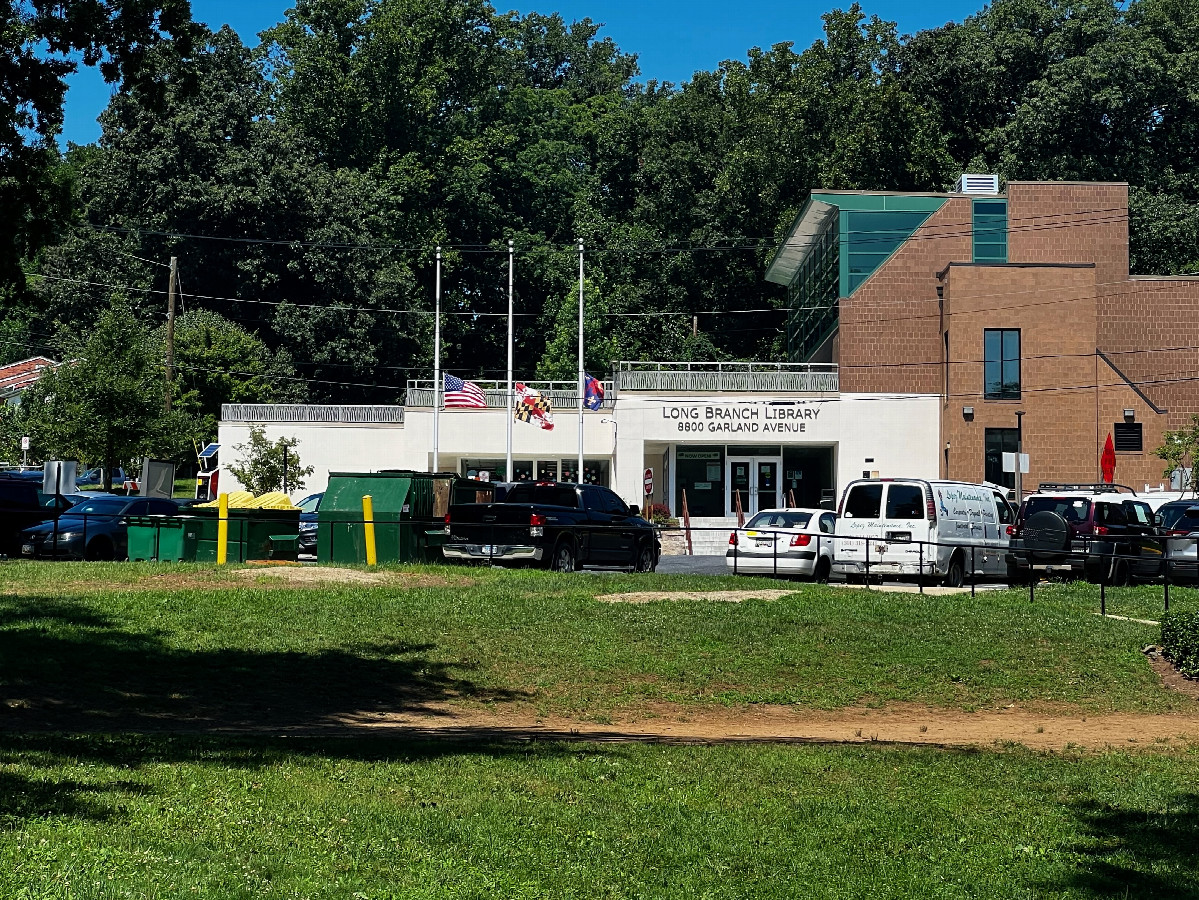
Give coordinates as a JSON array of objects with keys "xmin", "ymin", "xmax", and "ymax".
[{"xmin": 937, "ymin": 490, "xmax": 949, "ymax": 518}]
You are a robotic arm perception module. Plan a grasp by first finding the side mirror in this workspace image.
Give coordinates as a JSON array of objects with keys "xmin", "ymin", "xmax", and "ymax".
[
  {"xmin": 628, "ymin": 504, "xmax": 641, "ymax": 517},
  {"xmin": 1154, "ymin": 513, "xmax": 1163, "ymax": 527}
]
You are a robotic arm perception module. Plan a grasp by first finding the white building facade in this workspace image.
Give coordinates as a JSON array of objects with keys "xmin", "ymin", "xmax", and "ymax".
[{"xmin": 217, "ymin": 362, "xmax": 940, "ymax": 519}]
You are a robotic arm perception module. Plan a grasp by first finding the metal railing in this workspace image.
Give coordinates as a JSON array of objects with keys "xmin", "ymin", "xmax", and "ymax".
[
  {"xmin": 614, "ymin": 360, "xmax": 838, "ymax": 393},
  {"xmin": 221, "ymin": 404, "xmax": 405, "ymax": 424},
  {"xmin": 404, "ymin": 380, "xmax": 615, "ymax": 410}
]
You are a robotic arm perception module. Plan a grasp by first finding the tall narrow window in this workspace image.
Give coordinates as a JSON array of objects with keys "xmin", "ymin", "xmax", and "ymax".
[
  {"xmin": 973, "ymin": 200, "xmax": 1008, "ymax": 262},
  {"xmin": 984, "ymin": 428, "xmax": 1019, "ymax": 489},
  {"xmin": 984, "ymin": 329, "xmax": 1020, "ymax": 399}
]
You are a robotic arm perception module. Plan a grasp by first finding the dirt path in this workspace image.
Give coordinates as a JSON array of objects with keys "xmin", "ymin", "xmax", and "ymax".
[{"xmin": 198, "ymin": 702, "xmax": 1196, "ymax": 752}]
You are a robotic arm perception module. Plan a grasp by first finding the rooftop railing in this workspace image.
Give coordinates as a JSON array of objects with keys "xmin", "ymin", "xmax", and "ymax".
[
  {"xmin": 405, "ymin": 380, "xmax": 616, "ymax": 410},
  {"xmin": 614, "ymin": 361, "xmax": 838, "ymax": 393},
  {"xmin": 221, "ymin": 404, "xmax": 405, "ymax": 424}
]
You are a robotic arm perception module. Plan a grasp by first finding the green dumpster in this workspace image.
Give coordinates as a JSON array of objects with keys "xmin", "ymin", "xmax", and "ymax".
[
  {"xmin": 127, "ymin": 516, "xmax": 198, "ymax": 562},
  {"xmin": 189, "ymin": 507, "xmax": 300, "ymax": 562},
  {"xmin": 318, "ymin": 471, "xmax": 463, "ymax": 564}
]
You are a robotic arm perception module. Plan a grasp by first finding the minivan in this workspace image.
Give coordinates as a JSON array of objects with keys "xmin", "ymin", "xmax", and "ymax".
[{"xmin": 833, "ymin": 479, "xmax": 1014, "ymax": 586}]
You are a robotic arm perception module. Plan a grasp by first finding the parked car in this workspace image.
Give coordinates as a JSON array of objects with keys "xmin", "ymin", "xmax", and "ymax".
[
  {"xmin": 0, "ymin": 476, "xmax": 64, "ymax": 558},
  {"xmin": 296, "ymin": 492, "xmax": 323, "ymax": 555},
  {"xmin": 18, "ymin": 496, "xmax": 181, "ymax": 560},
  {"xmin": 443, "ymin": 481, "xmax": 659, "ymax": 572},
  {"xmin": 1157, "ymin": 500, "xmax": 1199, "ymax": 584},
  {"xmin": 833, "ymin": 479, "xmax": 1014, "ymax": 586},
  {"xmin": 725, "ymin": 507, "xmax": 836, "ymax": 580},
  {"xmin": 1004, "ymin": 484, "xmax": 1161, "ymax": 585}
]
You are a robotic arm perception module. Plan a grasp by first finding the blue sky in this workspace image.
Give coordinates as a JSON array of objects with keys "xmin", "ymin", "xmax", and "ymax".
[{"xmin": 60, "ymin": 0, "xmax": 982, "ymax": 146}]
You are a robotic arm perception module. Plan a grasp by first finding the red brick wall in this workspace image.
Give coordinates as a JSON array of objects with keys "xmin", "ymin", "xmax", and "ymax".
[
  {"xmin": 1007, "ymin": 182, "xmax": 1129, "ymax": 288},
  {"xmin": 838, "ymin": 197, "xmax": 972, "ymax": 393}
]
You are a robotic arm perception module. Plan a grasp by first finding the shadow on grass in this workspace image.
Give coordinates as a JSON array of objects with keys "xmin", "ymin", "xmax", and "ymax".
[
  {"xmin": 1064, "ymin": 792, "xmax": 1199, "ymax": 898},
  {"xmin": 0, "ymin": 596, "xmax": 528, "ymax": 732}
]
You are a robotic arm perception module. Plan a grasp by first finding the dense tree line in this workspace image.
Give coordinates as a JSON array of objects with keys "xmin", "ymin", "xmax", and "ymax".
[{"xmin": 2, "ymin": 0, "xmax": 1198, "ymax": 461}]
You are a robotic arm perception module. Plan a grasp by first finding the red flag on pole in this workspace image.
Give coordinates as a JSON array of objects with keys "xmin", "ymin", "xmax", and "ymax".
[{"xmin": 1101, "ymin": 432, "xmax": 1117, "ymax": 483}]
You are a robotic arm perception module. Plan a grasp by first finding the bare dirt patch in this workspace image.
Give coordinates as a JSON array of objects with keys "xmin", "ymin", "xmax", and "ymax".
[
  {"xmin": 258, "ymin": 702, "xmax": 1199, "ymax": 752},
  {"xmin": 1146, "ymin": 647, "xmax": 1199, "ymax": 700},
  {"xmin": 596, "ymin": 589, "xmax": 798, "ymax": 604}
]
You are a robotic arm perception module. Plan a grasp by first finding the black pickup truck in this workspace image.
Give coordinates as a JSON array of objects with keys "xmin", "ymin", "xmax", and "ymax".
[{"xmin": 442, "ymin": 481, "xmax": 660, "ymax": 572}]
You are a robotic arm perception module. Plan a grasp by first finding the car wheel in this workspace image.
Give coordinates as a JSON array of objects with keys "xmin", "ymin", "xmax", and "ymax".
[
  {"xmin": 550, "ymin": 541, "xmax": 576, "ymax": 573},
  {"xmin": 942, "ymin": 553, "xmax": 965, "ymax": 588},
  {"xmin": 634, "ymin": 543, "xmax": 656, "ymax": 573},
  {"xmin": 85, "ymin": 538, "xmax": 114, "ymax": 561},
  {"xmin": 813, "ymin": 557, "xmax": 831, "ymax": 583}
]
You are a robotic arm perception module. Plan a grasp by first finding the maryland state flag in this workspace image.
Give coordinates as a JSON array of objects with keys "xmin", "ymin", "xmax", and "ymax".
[{"xmin": 514, "ymin": 383, "xmax": 555, "ymax": 430}]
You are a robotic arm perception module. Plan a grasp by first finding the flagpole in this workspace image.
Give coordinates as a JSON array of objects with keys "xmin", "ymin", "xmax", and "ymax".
[
  {"xmin": 432, "ymin": 245, "xmax": 441, "ymax": 473},
  {"xmin": 506, "ymin": 239, "xmax": 514, "ymax": 482},
  {"xmin": 577, "ymin": 238, "xmax": 584, "ymax": 488}
]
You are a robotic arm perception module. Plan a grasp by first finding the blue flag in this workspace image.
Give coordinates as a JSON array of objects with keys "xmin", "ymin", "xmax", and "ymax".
[{"xmin": 584, "ymin": 373, "xmax": 605, "ymax": 410}]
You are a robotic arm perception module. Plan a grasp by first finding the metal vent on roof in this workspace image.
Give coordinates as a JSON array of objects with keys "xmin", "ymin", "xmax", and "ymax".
[{"xmin": 955, "ymin": 174, "xmax": 1000, "ymax": 194}]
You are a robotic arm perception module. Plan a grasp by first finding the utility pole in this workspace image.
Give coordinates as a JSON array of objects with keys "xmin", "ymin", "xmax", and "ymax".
[{"xmin": 165, "ymin": 255, "xmax": 178, "ymax": 411}]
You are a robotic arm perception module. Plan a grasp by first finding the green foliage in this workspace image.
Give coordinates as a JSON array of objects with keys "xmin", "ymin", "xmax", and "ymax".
[
  {"xmin": 226, "ymin": 425, "xmax": 314, "ymax": 495},
  {"xmin": 1154, "ymin": 414, "xmax": 1199, "ymax": 494},
  {"xmin": 1161, "ymin": 608, "xmax": 1199, "ymax": 677},
  {"xmin": 15, "ymin": 302, "xmax": 190, "ymax": 486},
  {"xmin": 160, "ymin": 309, "xmax": 304, "ymax": 442},
  {"xmin": 7, "ymin": 0, "xmax": 1199, "ymax": 394}
]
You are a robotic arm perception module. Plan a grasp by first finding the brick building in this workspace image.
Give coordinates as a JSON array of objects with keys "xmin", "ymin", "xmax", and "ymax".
[{"xmin": 768, "ymin": 178, "xmax": 1199, "ymax": 492}]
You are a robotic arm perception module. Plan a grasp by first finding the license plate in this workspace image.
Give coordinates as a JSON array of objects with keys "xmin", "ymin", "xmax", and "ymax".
[
  {"xmin": 481, "ymin": 545, "xmax": 496, "ymax": 555},
  {"xmin": 21, "ymin": 544, "xmax": 33, "ymax": 556},
  {"xmin": 755, "ymin": 538, "xmax": 773, "ymax": 547}
]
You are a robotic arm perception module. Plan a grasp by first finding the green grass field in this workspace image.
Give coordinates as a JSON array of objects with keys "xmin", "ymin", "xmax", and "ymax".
[
  {"xmin": 1, "ymin": 562, "xmax": 1197, "ymax": 897},
  {"xmin": 0, "ymin": 562, "xmax": 1191, "ymax": 721},
  {"xmin": 1, "ymin": 735, "xmax": 1196, "ymax": 898}
]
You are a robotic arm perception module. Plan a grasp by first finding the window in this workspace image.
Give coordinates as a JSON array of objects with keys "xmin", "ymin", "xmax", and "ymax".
[
  {"xmin": 747, "ymin": 512, "xmax": 813, "ymax": 529},
  {"xmin": 993, "ymin": 493, "xmax": 1014, "ymax": 525},
  {"xmin": 973, "ymin": 200, "xmax": 1008, "ymax": 263},
  {"xmin": 1113, "ymin": 423, "xmax": 1143, "ymax": 453},
  {"xmin": 843, "ymin": 483, "xmax": 882, "ymax": 519},
  {"xmin": 819, "ymin": 513, "xmax": 836, "ymax": 534},
  {"xmin": 1094, "ymin": 502, "xmax": 1127, "ymax": 527},
  {"xmin": 984, "ymin": 428, "xmax": 1019, "ymax": 489},
  {"xmin": 885, "ymin": 484, "xmax": 926, "ymax": 519},
  {"xmin": 984, "ymin": 329, "xmax": 1020, "ymax": 399}
]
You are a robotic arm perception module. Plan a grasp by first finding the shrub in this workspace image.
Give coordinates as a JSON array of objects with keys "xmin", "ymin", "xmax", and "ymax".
[
  {"xmin": 1161, "ymin": 610, "xmax": 1199, "ymax": 678},
  {"xmin": 649, "ymin": 503, "xmax": 673, "ymax": 526}
]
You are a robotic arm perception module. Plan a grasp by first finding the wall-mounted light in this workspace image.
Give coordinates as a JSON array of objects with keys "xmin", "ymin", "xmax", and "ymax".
[
  {"xmin": 1123, "ymin": 409, "xmax": 1135, "ymax": 422},
  {"xmin": 945, "ymin": 441, "xmax": 951, "ymax": 451},
  {"xmin": 962, "ymin": 406, "xmax": 974, "ymax": 421}
]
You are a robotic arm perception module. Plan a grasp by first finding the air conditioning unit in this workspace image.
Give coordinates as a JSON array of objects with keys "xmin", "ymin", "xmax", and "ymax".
[{"xmin": 954, "ymin": 173, "xmax": 1000, "ymax": 194}]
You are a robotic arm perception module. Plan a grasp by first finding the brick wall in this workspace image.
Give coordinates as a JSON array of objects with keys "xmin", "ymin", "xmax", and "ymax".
[
  {"xmin": 838, "ymin": 197, "xmax": 972, "ymax": 394},
  {"xmin": 1007, "ymin": 182, "xmax": 1129, "ymax": 288}
]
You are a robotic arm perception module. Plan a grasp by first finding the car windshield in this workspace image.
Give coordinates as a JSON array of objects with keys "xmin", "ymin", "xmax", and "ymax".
[
  {"xmin": 297, "ymin": 494, "xmax": 322, "ymax": 513},
  {"xmin": 1162, "ymin": 505, "xmax": 1199, "ymax": 531},
  {"xmin": 1024, "ymin": 496, "xmax": 1091, "ymax": 523},
  {"xmin": 745, "ymin": 512, "xmax": 812, "ymax": 529},
  {"xmin": 66, "ymin": 498, "xmax": 128, "ymax": 516}
]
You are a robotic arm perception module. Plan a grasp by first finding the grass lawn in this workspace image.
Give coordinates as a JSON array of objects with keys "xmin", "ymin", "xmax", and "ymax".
[
  {"xmin": 0, "ymin": 735, "xmax": 1196, "ymax": 899},
  {"xmin": 0, "ymin": 562, "xmax": 1193, "ymax": 721}
]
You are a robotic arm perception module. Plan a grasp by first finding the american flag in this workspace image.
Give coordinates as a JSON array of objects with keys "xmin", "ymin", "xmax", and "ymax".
[{"xmin": 443, "ymin": 373, "xmax": 487, "ymax": 408}]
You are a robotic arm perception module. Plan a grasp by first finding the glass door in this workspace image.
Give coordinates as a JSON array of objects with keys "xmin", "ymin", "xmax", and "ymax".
[
  {"xmin": 729, "ymin": 458, "xmax": 752, "ymax": 518},
  {"xmin": 727, "ymin": 457, "xmax": 781, "ymax": 516}
]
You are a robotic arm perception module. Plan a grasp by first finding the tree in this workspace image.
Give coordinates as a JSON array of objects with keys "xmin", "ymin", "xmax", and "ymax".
[
  {"xmin": 226, "ymin": 425, "xmax": 313, "ymax": 495},
  {"xmin": 159, "ymin": 309, "xmax": 305, "ymax": 443},
  {"xmin": 16, "ymin": 302, "xmax": 190, "ymax": 489},
  {"xmin": 1155, "ymin": 415, "xmax": 1199, "ymax": 496}
]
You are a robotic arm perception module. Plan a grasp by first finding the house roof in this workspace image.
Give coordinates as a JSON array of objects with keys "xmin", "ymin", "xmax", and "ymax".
[{"xmin": 0, "ymin": 356, "xmax": 59, "ymax": 396}]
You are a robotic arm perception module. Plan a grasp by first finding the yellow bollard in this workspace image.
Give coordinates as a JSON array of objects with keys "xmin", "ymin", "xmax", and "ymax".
[
  {"xmin": 362, "ymin": 494, "xmax": 377, "ymax": 566},
  {"xmin": 216, "ymin": 492, "xmax": 229, "ymax": 565}
]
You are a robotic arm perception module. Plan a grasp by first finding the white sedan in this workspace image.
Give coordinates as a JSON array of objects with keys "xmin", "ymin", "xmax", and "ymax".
[{"xmin": 725, "ymin": 507, "xmax": 837, "ymax": 580}]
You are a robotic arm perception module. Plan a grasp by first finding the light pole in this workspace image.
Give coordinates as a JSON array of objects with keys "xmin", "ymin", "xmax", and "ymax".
[{"xmin": 1015, "ymin": 410, "xmax": 1026, "ymax": 504}]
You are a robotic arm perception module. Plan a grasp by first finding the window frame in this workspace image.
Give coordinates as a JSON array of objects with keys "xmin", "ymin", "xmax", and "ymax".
[{"xmin": 983, "ymin": 328, "xmax": 1021, "ymax": 400}]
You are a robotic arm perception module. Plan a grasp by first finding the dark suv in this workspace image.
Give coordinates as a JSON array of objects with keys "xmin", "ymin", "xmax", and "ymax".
[{"xmin": 1005, "ymin": 484, "xmax": 1162, "ymax": 584}]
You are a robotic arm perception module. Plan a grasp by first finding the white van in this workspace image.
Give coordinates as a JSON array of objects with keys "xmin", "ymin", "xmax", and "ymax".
[{"xmin": 833, "ymin": 479, "xmax": 1014, "ymax": 586}]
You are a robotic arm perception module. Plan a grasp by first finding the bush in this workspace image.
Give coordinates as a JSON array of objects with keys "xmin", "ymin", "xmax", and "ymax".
[
  {"xmin": 649, "ymin": 503, "xmax": 673, "ymax": 526},
  {"xmin": 1161, "ymin": 610, "xmax": 1199, "ymax": 678}
]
